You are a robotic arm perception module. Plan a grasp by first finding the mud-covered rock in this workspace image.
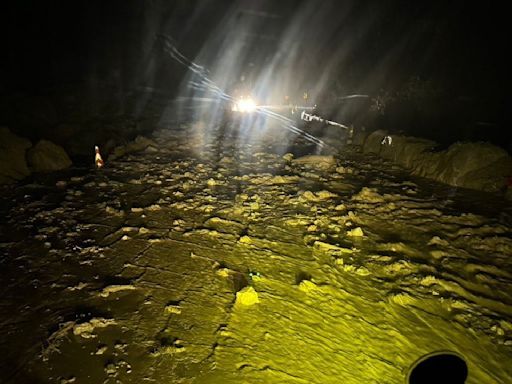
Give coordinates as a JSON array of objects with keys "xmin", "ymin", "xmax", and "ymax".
[
  {"xmin": 27, "ymin": 140, "xmax": 72, "ymax": 172},
  {"xmin": 363, "ymin": 130, "xmax": 512, "ymax": 193},
  {"xmin": 0, "ymin": 126, "xmax": 32, "ymax": 184},
  {"xmin": 292, "ymin": 155, "xmax": 336, "ymax": 169},
  {"xmin": 431, "ymin": 142, "xmax": 512, "ymax": 192},
  {"xmin": 109, "ymin": 135, "xmax": 158, "ymax": 160},
  {"xmin": 235, "ymin": 286, "xmax": 259, "ymax": 306}
]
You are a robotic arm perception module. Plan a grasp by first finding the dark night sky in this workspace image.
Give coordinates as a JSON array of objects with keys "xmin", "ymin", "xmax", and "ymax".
[
  {"xmin": 1, "ymin": 0, "xmax": 509, "ymax": 147},
  {"xmin": 1, "ymin": 1, "xmax": 507, "ymax": 90}
]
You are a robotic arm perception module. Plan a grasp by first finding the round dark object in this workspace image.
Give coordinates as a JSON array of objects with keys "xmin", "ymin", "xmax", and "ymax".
[{"xmin": 407, "ymin": 351, "xmax": 468, "ymax": 384}]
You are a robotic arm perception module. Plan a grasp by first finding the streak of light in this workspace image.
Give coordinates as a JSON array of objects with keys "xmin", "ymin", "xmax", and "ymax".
[{"xmin": 158, "ymin": 34, "xmax": 327, "ymax": 147}]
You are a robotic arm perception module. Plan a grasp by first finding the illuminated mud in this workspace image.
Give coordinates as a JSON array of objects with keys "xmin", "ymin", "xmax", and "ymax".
[{"xmin": 1, "ymin": 124, "xmax": 511, "ymax": 383}]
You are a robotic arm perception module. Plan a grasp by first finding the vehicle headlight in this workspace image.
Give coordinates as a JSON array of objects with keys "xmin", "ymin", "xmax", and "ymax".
[{"xmin": 232, "ymin": 97, "xmax": 257, "ymax": 113}]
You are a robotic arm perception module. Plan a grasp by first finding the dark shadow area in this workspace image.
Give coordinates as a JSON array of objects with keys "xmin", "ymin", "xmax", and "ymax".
[{"xmin": 408, "ymin": 352, "xmax": 468, "ymax": 384}]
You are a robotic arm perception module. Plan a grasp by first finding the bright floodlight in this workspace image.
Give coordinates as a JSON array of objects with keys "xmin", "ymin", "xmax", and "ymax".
[{"xmin": 232, "ymin": 97, "xmax": 257, "ymax": 113}]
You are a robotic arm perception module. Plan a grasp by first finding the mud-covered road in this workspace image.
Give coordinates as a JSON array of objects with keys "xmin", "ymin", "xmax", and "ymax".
[{"xmin": 1, "ymin": 123, "xmax": 512, "ymax": 383}]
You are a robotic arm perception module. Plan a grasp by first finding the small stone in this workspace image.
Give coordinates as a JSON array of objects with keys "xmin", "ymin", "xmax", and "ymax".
[
  {"xmin": 491, "ymin": 325, "xmax": 505, "ymax": 336},
  {"xmin": 105, "ymin": 206, "xmax": 119, "ymax": 214},
  {"xmin": 302, "ymin": 191, "xmax": 317, "ymax": 201},
  {"xmin": 347, "ymin": 227, "xmax": 364, "ymax": 237},
  {"xmin": 355, "ymin": 266, "xmax": 370, "ymax": 276},
  {"xmin": 298, "ymin": 280, "xmax": 317, "ymax": 293},
  {"xmin": 428, "ymin": 236, "xmax": 449, "ymax": 246},
  {"xmin": 73, "ymin": 318, "xmax": 116, "ymax": 339},
  {"xmin": 216, "ymin": 268, "xmax": 231, "ymax": 278},
  {"xmin": 121, "ymin": 235, "xmax": 130, "ymax": 241},
  {"xmin": 282, "ymin": 153, "xmax": 294, "ymax": 162},
  {"xmin": 105, "ymin": 362, "xmax": 117, "ymax": 375},
  {"xmin": 114, "ymin": 342, "xmax": 127, "ymax": 352},
  {"xmin": 165, "ymin": 305, "xmax": 182, "ymax": 314},
  {"xmin": 235, "ymin": 286, "xmax": 259, "ymax": 306},
  {"xmin": 95, "ymin": 345, "xmax": 108, "ymax": 355},
  {"xmin": 99, "ymin": 285, "xmax": 137, "ymax": 298}
]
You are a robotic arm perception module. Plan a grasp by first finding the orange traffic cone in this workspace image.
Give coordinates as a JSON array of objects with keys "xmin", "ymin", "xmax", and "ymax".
[{"xmin": 95, "ymin": 145, "xmax": 104, "ymax": 169}]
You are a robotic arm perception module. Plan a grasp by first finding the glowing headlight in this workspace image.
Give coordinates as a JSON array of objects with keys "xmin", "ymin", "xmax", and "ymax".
[{"xmin": 232, "ymin": 98, "xmax": 257, "ymax": 113}]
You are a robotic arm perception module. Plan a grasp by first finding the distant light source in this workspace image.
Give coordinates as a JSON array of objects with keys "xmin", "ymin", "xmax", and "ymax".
[{"xmin": 232, "ymin": 97, "xmax": 257, "ymax": 113}]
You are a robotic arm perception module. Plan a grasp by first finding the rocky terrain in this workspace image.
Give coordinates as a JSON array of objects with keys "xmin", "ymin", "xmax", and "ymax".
[{"xmin": 1, "ymin": 123, "xmax": 511, "ymax": 383}]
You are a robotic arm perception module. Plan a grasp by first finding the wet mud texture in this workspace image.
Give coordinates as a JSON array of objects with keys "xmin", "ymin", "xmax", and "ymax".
[{"xmin": 1, "ymin": 124, "xmax": 512, "ymax": 383}]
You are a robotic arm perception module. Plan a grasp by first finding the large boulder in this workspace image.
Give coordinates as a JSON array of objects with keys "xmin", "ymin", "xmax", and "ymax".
[
  {"xmin": 431, "ymin": 142, "xmax": 512, "ymax": 192},
  {"xmin": 27, "ymin": 140, "xmax": 72, "ymax": 172},
  {"xmin": 0, "ymin": 127, "xmax": 32, "ymax": 184}
]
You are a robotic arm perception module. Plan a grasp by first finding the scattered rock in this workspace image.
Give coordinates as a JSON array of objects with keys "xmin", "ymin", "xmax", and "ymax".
[
  {"xmin": 165, "ymin": 304, "xmax": 182, "ymax": 314},
  {"xmin": 301, "ymin": 190, "xmax": 338, "ymax": 202},
  {"xmin": 428, "ymin": 236, "xmax": 449, "ymax": 247},
  {"xmin": 73, "ymin": 318, "xmax": 117, "ymax": 339},
  {"xmin": 352, "ymin": 187, "xmax": 385, "ymax": 203},
  {"xmin": 109, "ymin": 136, "xmax": 158, "ymax": 160},
  {"xmin": 313, "ymin": 241, "xmax": 353, "ymax": 257},
  {"xmin": 334, "ymin": 204, "xmax": 347, "ymax": 211},
  {"xmin": 59, "ymin": 376, "xmax": 76, "ymax": 384},
  {"xmin": 298, "ymin": 279, "xmax": 317, "ymax": 293},
  {"xmin": 95, "ymin": 345, "xmax": 108, "ymax": 355},
  {"xmin": 347, "ymin": 227, "xmax": 364, "ymax": 237},
  {"xmin": 105, "ymin": 362, "xmax": 117, "ymax": 375},
  {"xmin": 204, "ymin": 217, "xmax": 245, "ymax": 235},
  {"xmin": 98, "ymin": 285, "xmax": 137, "ymax": 298},
  {"xmin": 292, "ymin": 155, "xmax": 336, "ymax": 169},
  {"xmin": 282, "ymin": 153, "xmax": 294, "ymax": 162}
]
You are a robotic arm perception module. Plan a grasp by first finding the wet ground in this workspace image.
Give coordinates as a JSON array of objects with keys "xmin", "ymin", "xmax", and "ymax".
[{"xmin": 1, "ymin": 122, "xmax": 512, "ymax": 383}]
